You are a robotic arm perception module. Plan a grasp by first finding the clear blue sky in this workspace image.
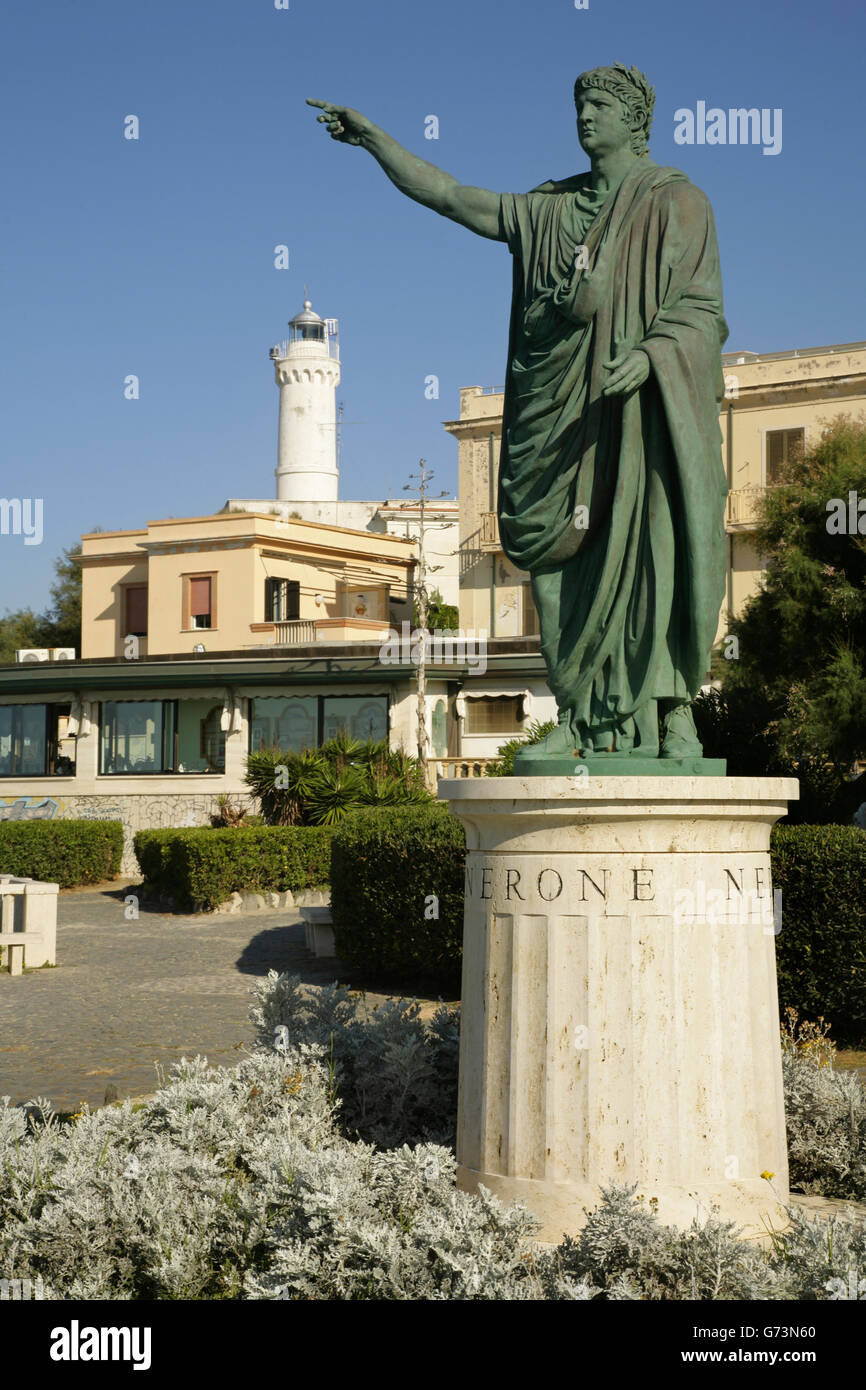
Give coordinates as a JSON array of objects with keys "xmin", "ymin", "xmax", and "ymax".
[{"xmin": 2, "ymin": 0, "xmax": 864, "ymax": 614}]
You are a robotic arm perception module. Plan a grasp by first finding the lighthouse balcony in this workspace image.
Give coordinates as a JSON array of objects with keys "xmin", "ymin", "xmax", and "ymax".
[{"xmin": 270, "ymin": 338, "xmax": 340, "ymax": 362}]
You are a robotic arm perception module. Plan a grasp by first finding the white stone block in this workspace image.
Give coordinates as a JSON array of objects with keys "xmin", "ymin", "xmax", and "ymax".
[
  {"xmin": 21, "ymin": 880, "xmax": 58, "ymax": 967},
  {"xmin": 216, "ymin": 891, "xmax": 244, "ymax": 914},
  {"xmin": 299, "ymin": 905, "xmax": 336, "ymax": 957}
]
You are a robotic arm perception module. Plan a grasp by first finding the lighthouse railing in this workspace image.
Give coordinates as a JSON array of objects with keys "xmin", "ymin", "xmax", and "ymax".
[{"xmin": 270, "ymin": 335, "xmax": 339, "ymax": 361}]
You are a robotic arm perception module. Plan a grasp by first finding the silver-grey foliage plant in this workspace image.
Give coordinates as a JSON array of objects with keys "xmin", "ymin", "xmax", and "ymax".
[{"xmin": 0, "ymin": 972, "xmax": 863, "ymax": 1300}]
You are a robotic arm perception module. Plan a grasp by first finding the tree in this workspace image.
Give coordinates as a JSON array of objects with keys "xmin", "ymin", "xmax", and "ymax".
[
  {"xmin": 415, "ymin": 587, "xmax": 459, "ymax": 632},
  {"xmin": 0, "ymin": 609, "xmax": 45, "ymax": 665},
  {"xmin": 698, "ymin": 415, "xmax": 866, "ymax": 813},
  {"xmin": 46, "ymin": 543, "xmax": 83, "ymax": 649},
  {"xmin": 0, "ymin": 540, "xmax": 83, "ymax": 662}
]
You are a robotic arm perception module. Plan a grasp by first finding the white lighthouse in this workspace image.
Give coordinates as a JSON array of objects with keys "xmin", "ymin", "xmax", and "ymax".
[{"xmin": 270, "ymin": 299, "xmax": 340, "ymax": 503}]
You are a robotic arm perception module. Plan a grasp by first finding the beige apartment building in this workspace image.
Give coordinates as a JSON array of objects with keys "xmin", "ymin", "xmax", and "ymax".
[
  {"xmin": 446, "ymin": 341, "xmax": 866, "ymax": 644},
  {"xmin": 79, "ymin": 511, "xmax": 417, "ymax": 660},
  {"xmin": 1, "ymin": 510, "xmax": 547, "ymax": 869}
]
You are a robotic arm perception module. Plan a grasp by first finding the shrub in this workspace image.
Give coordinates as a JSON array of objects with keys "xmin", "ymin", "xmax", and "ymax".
[
  {"xmin": 1, "ymin": 974, "xmax": 864, "ymax": 1301},
  {"xmin": 330, "ymin": 806, "xmax": 465, "ymax": 992},
  {"xmin": 0, "ymin": 819, "xmax": 122, "ymax": 887},
  {"xmin": 249, "ymin": 971, "xmax": 459, "ymax": 1149},
  {"xmin": 131, "ymin": 828, "xmax": 179, "ymax": 898},
  {"xmin": 210, "ymin": 795, "xmax": 264, "ymax": 828},
  {"xmin": 133, "ymin": 825, "xmax": 332, "ymax": 911},
  {"xmin": 485, "ymin": 719, "xmax": 556, "ymax": 776},
  {"xmin": 244, "ymin": 736, "xmax": 431, "ymax": 827},
  {"xmin": 771, "ymin": 824, "xmax": 866, "ymax": 1045},
  {"xmin": 693, "ymin": 686, "xmax": 864, "ymax": 823},
  {"xmin": 781, "ymin": 1010, "xmax": 866, "ymax": 1200}
]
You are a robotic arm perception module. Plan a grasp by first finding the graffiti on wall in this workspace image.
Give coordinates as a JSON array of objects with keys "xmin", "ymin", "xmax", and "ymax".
[{"xmin": 0, "ymin": 796, "xmax": 59, "ymax": 821}]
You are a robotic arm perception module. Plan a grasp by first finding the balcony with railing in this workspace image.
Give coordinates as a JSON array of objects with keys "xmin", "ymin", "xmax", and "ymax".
[
  {"xmin": 726, "ymin": 487, "xmax": 768, "ymax": 530},
  {"xmin": 273, "ymin": 620, "xmax": 318, "ymax": 644},
  {"xmin": 269, "ymin": 336, "xmax": 339, "ymax": 362}
]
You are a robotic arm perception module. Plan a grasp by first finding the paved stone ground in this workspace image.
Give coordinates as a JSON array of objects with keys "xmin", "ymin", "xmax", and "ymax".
[{"xmin": 0, "ymin": 880, "xmax": 440, "ymax": 1113}]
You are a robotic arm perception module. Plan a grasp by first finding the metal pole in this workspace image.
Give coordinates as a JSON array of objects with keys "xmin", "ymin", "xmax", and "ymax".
[{"xmin": 415, "ymin": 461, "xmax": 428, "ymax": 768}]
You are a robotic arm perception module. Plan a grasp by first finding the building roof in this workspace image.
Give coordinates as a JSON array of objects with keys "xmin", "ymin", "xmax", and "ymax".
[{"xmin": 0, "ymin": 639, "xmax": 546, "ymax": 693}]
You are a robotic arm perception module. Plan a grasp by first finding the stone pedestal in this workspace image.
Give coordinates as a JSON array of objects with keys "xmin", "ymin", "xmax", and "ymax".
[{"xmin": 438, "ymin": 776, "xmax": 798, "ymax": 1242}]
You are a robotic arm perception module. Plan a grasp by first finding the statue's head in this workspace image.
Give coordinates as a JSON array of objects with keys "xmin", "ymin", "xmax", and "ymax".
[{"xmin": 573, "ymin": 63, "xmax": 655, "ymax": 158}]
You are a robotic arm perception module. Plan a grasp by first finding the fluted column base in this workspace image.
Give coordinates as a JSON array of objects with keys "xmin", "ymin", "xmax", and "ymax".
[{"xmin": 439, "ymin": 776, "xmax": 798, "ymax": 1243}]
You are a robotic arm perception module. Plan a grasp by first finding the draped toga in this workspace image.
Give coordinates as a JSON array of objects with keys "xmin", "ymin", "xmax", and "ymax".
[{"xmin": 497, "ymin": 157, "xmax": 729, "ymax": 737}]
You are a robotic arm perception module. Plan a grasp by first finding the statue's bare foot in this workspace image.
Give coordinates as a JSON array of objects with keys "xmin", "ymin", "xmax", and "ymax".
[{"xmin": 659, "ymin": 703, "xmax": 703, "ymax": 759}]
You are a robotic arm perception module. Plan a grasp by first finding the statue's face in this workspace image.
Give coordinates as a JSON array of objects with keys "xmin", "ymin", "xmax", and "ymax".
[{"xmin": 576, "ymin": 88, "xmax": 633, "ymax": 158}]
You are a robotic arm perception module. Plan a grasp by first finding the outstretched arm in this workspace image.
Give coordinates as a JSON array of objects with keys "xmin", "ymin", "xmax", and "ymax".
[{"xmin": 307, "ymin": 100, "xmax": 503, "ymax": 241}]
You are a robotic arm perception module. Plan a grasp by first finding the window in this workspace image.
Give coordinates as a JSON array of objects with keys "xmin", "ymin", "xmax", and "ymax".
[
  {"xmin": 248, "ymin": 694, "xmax": 389, "ymax": 752},
  {"xmin": 183, "ymin": 574, "xmax": 216, "ymax": 631},
  {"xmin": 54, "ymin": 709, "xmax": 77, "ymax": 775},
  {"xmin": 100, "ymin": 701, "xmax": 177, "ymax": 774},
  {"xmin": 190, "ymin": 577, "xmax": 211, "ymax": 629},
  {"xmin": 323, "ymin": 696, "xmax": 388, "ymax": 743},
  {"xmin": 265, "ymin": 577, "xmax": 300, "ymax": 623},
  {"xmin": 0, "ymin": 705, "xmax": 75, "ymax": 776},
  {"xmin": 175, "ymin": 699, "xmax": 225, "ymax": 772},
  {"xmin": 99, "ymin": 699, "xmax": 227, "ymax": 774},
  {"xmin": 522, "ymin": 583, "xmax": 540, "ymax": 637},
  {"xmin": 124, "ymin": 584, "xmax": 148, "ymax": 637},
  {"xmin": 766, "ymin": 428, "xmax": 804, "ymax": 484},
  {"xmin": 463, "ymin": 696, "xmax": 524, "ymax": 735},
  {"xmin": 249, "ymin": 696, "xmax": 317, "ymax": 753},
  {"xmin": 197, "ymin": 705, "xmax": 226, "ymax": 773}
]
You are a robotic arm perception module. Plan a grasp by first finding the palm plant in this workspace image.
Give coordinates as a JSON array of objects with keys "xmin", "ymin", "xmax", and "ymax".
[{"xmin": 244, "ymin": 737, "xmax": 432, "ymax": 826}]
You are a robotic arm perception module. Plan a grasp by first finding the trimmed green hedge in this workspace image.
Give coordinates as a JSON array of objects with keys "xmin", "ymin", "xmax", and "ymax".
[
  {"xmin": 133, "ymin": 825, "xmax": 332, "ymax": 912},
  {"xmin": 771, "ymin": 824, "xmax": 866, "ymax": 1046},
  {"xmin": 132, "ymin": 829, "xmax": 179, "ymax": 900},
  {"xmin": 330, "ymin": 805, "xmax": 465, "ymax": 993},
  {"xmin": 0, "ymin": 819, "xmax": 123, "ymax": 887}
]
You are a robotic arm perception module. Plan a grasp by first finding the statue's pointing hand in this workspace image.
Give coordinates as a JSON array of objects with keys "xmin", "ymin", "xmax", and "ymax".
[
  {"xmin": 307, "ymin": 99, "xmax": 369, "ymax": 146},
  {"xmin": 602, "ymin": 349, "xmax": 651, "ymax": 397}
]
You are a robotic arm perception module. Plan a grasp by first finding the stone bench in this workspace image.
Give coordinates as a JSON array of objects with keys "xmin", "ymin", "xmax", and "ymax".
[{"xmin": 0, "ymin": 876, "xmax": 59, "ymax": 975}]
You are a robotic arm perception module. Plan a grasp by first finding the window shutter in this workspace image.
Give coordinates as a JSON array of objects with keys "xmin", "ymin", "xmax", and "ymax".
[
  {"xmin": 264, "ymin": 578, "xmax": 275, "ymax": 622},
  {"xmin": 767, "ymin": 431, "xmax": 784, "ymax": 483},
  {"xmin": 286, "ymin": 581, "xmax": 300, "ymax": 621},
  {"xmin": 125, "ymin": 586, "xmax": 148, "ymax": 634},
  {"xmin": 189, "ymin": 577, "xmax": 211, "ymax": 616}
]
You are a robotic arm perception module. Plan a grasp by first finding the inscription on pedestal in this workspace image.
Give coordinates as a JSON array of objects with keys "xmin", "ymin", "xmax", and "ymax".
[{"xmin": 465, "ymin": 860, "xmax": 778, "ymax": 927}]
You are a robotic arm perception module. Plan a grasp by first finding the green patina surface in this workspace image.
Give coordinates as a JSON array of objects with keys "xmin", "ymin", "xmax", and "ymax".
[{"xmin": 309, "ymin": 63, "xmax": 728, "ymax": 773}]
